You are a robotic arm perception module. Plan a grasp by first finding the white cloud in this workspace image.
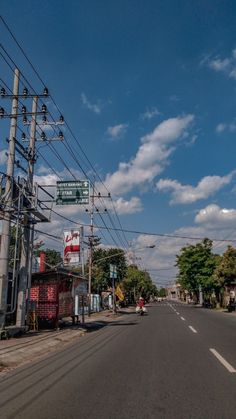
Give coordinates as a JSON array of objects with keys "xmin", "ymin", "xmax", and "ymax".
[
  {"xmin": 230, "ymin": 69, "xmax": 236, "ymax": 79},
  {"xmin": 107, "ymin": 123, "xmax": 128, "ymax": 139},
  {"xmin": 105, "ymin": 114, "xmax": 194, "ymax": 194},
  {"xmin": 92, "ymin": 193, "xmax": 143, "ymax": 215},
  {"xmin": 216, "ymin": 123, "xmax": 227, "ymax": 133},
  {"xmin": 141, "ymin": 107, "xmax": 160, "ymax": 120},
  {"xmin": 169, "ymin": 95, "xmax": 180, "ymax": 102},
  {"xmin": 130, "ymin": 210, "xmax": 236, "ymax": 285},
  {"xmin": 81, "ymin": 93, "xmax": 101, "ymax": 114},
  {"xmin": 195, "ymin": 204, "xmax": 236, "ymax": 228},
  {"xmin": 0, "ymin": 149, "xmax": 7, "ymax": 165},
  {"xmin": 203, "ymin": 49, "xmax": 236, "ymax": 80},
  {"xmin": 156, "ymin": 173, "xmax": 234, "ymax": 204},
  {"xmin": 216, "ymin": 122, "xmax": 236, "ymax": 133},
  {"xmin": 208, "ymin": 58, "xmax": 230, "ymax": 72},
  {"xmin": 112, "ymin": 197, "xmax": 142, "ymax": 214},
  {"xmin": 34, "ymin": 173, "xmax": 59, "ymax": 185}
]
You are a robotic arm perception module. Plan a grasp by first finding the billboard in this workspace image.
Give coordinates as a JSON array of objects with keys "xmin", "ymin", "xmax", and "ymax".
[{"xmin": 64, "ymin": 230, "xmax": 80, "ymax": 266}]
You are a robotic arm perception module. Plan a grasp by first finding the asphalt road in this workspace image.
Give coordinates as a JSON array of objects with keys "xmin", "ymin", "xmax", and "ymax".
[{"xmin": 1, "ymin": 302, "xmax": 236, "ymax": 419}]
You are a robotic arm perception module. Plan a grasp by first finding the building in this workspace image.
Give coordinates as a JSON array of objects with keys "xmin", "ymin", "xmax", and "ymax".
[{"xmin": 30, "ymin": 268, "xmax": 88, "ymax": 328}]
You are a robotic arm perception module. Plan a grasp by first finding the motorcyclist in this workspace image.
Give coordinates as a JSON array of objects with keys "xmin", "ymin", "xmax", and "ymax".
[{"xmin": 138, "ymin": 297, "xmax": 145, "ymax": 309}]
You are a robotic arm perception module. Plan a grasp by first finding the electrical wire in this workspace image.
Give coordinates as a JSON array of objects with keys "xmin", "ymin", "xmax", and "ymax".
[
  {"xmin": 3, "ymin": 17, "xmax": 236, "ymax": 251},
  {"xmin": 0, "ymin": 18, "xmax": 130, "ymax": 250},
  {"xmin": 0, "ymin": 66, "xmax": 114, "ymax": 247}
]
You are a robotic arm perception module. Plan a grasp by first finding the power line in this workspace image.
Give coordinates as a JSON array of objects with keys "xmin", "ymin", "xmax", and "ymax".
[
  {"xmin": 3, "ymin": 18, "xmax": 236, "ymax": 249},
  {"xmin": 0, "ymin": 18, "xmax": 130, "ymax": 249},
  {"xmin": 0, "ymin": 50, "xmax": 122, "ymax": 248},
  {"xmin": 31, "ymin": 205, "xmax": 236, "ymax": 244}
]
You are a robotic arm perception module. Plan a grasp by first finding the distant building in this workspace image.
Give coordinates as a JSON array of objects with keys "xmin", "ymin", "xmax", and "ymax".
[{"xmin": 167, "ymin": 284, "xmax": 180, "ymax": 300}]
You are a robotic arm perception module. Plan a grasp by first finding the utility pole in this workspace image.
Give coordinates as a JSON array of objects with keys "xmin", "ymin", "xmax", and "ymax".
[
  {"xmin": 16, "ymin": 96, "xmax": 38, "ymax": 327},
  {"xmin": 87, "ymin": 184, "xmax": 110, "ymax": 315},
  {"xmin": 88, "ymin": 183, "xmax": 95, "ymax": 316},
  {"xmin": 16, "ymin": 93, "xmax": 62, "ymax": 327},
  {"xmin": 0, "ymin": 68, "xmax": 20, "ymax": 330},
  {"xmin": 0, "ymin": 79, "xmax": 62, "ymax": 331}
]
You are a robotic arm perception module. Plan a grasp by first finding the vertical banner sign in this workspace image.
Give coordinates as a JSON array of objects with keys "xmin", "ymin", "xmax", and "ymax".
[
  {"xmin": 64, "ymin": 230, "xmax": 80, "ymax": 266},
  {"xmin": 115, "ymin": 285, "xmax": 124, "ymax": 302}
]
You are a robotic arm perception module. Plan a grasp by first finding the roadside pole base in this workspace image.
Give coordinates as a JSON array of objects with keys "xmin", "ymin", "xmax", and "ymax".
[
  {"xmin": 4, "ymin": 325, "xmax": 28, "ymax": 338},
  {"xmin": 0, "ymin": 329, "xmax": 9, "ymax": 340}
]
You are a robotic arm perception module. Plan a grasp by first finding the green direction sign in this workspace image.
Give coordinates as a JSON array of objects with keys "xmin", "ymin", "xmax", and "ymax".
[{"xmin": 56, "ymin": 180, "xmax": 90, "ymax": 205}]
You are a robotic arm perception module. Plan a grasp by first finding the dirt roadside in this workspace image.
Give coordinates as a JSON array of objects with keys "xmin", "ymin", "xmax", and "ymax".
[{"xmin": 0, "ymin": 308, "xmax": 135, "ymax": 375}]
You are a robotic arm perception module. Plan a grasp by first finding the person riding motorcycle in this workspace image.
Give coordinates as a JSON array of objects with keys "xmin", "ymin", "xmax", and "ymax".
[
  {"xmin": 138, "ymin": 297, "xmax": 145, "ymax": 309},
  {"xmin": 136, "ymin": 297, "xmax": 146, "ymax": 315}
]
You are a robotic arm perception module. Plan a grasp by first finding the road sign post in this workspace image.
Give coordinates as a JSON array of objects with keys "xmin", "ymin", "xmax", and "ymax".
[
  {"xmin": 110, "ymin": 264, "xmax": 117, "ymax": 314},
  {"xmin": 56, "ymin": 180, "xmax": 90, "ymax": 205}
]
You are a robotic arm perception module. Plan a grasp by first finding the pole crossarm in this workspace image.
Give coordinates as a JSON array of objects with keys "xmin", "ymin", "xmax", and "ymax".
[{"xmin": 0, "ymin": 74, "xmax": 64, "ymax": 329}]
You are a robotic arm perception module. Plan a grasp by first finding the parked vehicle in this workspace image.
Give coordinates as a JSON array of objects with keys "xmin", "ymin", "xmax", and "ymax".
[{"xmin": 227, "ymin": 298, "xmax": 236, "ymax": 312}]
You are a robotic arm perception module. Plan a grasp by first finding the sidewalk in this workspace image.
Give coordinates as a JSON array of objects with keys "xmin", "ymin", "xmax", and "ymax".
[{"xmin": 0, "ymin": 307, "xmax": 135, "ymax": 375}]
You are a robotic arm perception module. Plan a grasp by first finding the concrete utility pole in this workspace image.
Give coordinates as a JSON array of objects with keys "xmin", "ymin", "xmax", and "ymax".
[
  {"xmin": 88, "ymin": 183, "xmax": 95, "ymax": 315},
  {"xmin": 16, "ymin": 96, "xmax": 38, "ymax": 327},
  {"xmin": 0, "ymin": 68, "xmax": 20, "ymax": 330},
  {"xmin": 87, "ymin": 184, "xmax": 110, "ymax": 315}
]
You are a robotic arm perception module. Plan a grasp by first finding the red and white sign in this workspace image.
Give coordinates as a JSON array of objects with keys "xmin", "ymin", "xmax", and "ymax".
[{"xmin": 64, "ymin": 230, "xmax": 80, "ymax": 256}]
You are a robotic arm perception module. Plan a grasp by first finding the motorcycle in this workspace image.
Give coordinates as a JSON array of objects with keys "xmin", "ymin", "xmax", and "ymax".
[{"xmin": 135, "ymin": 306, "xmax": 147, "ymax": 316}]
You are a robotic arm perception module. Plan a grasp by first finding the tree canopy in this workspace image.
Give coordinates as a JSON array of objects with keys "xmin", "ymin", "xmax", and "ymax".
[
  {"xmin": 34, "ymin": 248, "xmax": 62, "ymax": 270},
  {"xmin": 91, "ymin": 247, "xmax": 157, "ymax": 301},
  {"xmin": 121, "ymin": 265, "xmax": 157, "ymax": 301},
  {"xmin": 176, "ymin": 238, "xmax": 220, "ymax": 297},
  {"xmin": 214, "ymin": 246, "xmax": 236, "ymax": 287},
  {"xmin": 92, "ymin": 248, "xmax": 127, "ymax": 293}
]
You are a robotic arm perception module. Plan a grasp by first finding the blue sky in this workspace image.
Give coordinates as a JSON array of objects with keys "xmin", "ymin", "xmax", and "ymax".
[{"xmin": 1, "ymin": 0, "xmax": 236, "ymax": 286}]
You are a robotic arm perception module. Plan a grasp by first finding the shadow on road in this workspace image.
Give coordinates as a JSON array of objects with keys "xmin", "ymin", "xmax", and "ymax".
[{"xmin": 107, "ymin": 321, "xmax": 138, "ymax": 326}]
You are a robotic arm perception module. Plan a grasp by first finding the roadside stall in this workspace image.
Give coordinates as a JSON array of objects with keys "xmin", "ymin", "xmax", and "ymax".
[{"xmin": 30, "ymin": 269, "xmax": 88, "ymax": 328}]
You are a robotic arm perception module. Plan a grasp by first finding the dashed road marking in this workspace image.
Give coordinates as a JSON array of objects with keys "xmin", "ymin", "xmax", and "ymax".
[
  {"xmin": 180, "ymin": 317, "xmax": 186, "ymax": 321},
  {"xmin": 210, "ymin": 348, "xmax": 236, "ymax": 373},
  {"xmin": 176, "ymin": 312, "xmax": 180, "ymax": 315},
  {"xmin": 188, "ymin": 325, "xmax": 197, "ymax": 334}
]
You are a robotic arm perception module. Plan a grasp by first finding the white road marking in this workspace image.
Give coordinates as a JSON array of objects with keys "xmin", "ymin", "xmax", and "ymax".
[
  {"xmin": 176, "ymin": 312, "xmax": 180, "ymax": 315},
  {"xmin": 210, "ymin": 348, "xmax": 236, "ymax": 373},
  {"xmin": 188, "ymin": 325, "xmax": 197, "ymax": 334},
  {"xmin": 180, "ymin": 317, "xmax": 186, "ymax": 321}
]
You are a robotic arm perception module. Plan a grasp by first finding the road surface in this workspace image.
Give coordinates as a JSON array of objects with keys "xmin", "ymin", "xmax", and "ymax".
[{"xmin": 1, "ymin": 302, "xmax": 236, "ymax": 418}]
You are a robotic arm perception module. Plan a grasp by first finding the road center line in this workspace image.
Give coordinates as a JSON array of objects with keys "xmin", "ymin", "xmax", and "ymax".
[
  {"xmin": 176, "ymin": 312, "xmax": 180, "ymax": 315},
  {"xmin": 180, "ymin": 317, "xmax": 186, "ymax": 321},
  {"xmin": 188, "ymin": 325, "xmax": 197, "ymax": 334},
  {"xmin": 210, "ymin": 348, "xmax": 236, "ymax": 373}
]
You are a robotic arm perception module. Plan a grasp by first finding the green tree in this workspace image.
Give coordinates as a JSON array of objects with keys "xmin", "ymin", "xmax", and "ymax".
[
  {"xmin": 122, "ymin": 265, "xmax": 157, "ymax": 302},
  {"xmin": 34, "ymin": 248, "xmax": 62, "ymax": 270},
  {"xmin": 176, "ymin": 238, "xmax": 219, "ymax": 300},
  {"xmin": 214, "ymin": 246, "xmax": 236, "ymax": 287},
  {"xmin": 158, "ymin": 288, "xmax": 167, "ymax": 298},
  {"xmin": 92, "ymin": 248, "xmax": 127, "ymax": 293}
]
